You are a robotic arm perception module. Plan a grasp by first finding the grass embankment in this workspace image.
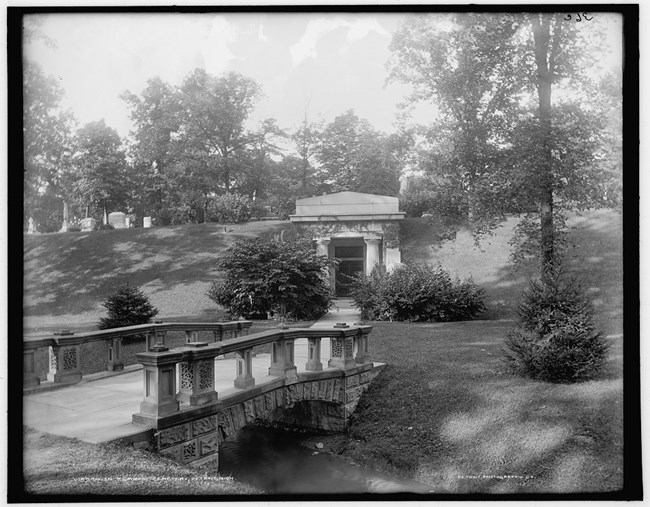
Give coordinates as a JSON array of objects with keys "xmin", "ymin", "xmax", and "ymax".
[
  {"xmin": 22, "ymin": 427, "xmax": 260, "ymax": 496},
  {"xmin": 310, "ymin": 320, "xmax": 623, "ymax": 494},
  {"xmin": 400, "ymin": 209, "xmax": 623, "ymax": 335},
  {"xmin": 23, "ymin": 220, "xmax": 288, "ymax": 334}
]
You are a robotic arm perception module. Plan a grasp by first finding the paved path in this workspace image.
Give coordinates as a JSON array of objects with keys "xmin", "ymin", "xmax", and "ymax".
[{"xmin": 23, "ymin": 300, "xmax": 362, "ymax": 444}]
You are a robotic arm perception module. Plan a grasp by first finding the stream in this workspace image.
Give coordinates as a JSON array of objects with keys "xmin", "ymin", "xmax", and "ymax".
[{"xmin": 217, "ymin": 426, "xmax": 433, "ymax": 495}]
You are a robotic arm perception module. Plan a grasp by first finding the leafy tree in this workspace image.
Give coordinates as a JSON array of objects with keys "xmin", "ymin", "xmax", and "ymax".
[
  {"xmin": 70, "ymin": 120, "xmax": 129, "ymax": 220},
  {"xmin": 23, "ymin": 61, "xmax": 76, "ymax": 231},
  {"xmin": 315, "ymin": 109, "xmax": 401, "ymax": 195},
  {"xmin": 207, "ymin": 238, "xmax": 333, "ymax": 321},
  {"xmin": 179, "ymin": 69, "xmax": 261, "ymax": 193},
  {"xmin": 99, "ymin": 284, "xmax": 159, "ymax": 330},
  {"xmin": 389, "ymin": 13, "xmax": 622, "ymax": 274},
  {"xmin": 291, "ymin": 112, "xmax": 321, "ymax": 192},
  {"xmin": 239, "ymin": 118, "xmax": 287, "ymax": 200}
]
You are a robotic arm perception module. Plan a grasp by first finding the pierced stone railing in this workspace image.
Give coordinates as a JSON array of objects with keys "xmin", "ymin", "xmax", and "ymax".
[
  {"xmin": 131, "ymin": 325, "xmax": 373, "ymax": 427},
  {"xmin": 23, "ymin": 321, "xmax": 252, "ymax": 389}
]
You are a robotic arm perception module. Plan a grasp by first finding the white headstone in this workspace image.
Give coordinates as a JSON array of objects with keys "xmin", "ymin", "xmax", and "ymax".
[
  {"xmin": 125, "ymin": 217, "xmax": 131, "ymax": 228},
  {"xmin": 28, "ymin": 217, "xmax": 36, "ymax": 234},
  {"xmin": 108, "ymin": 212, "xmax": 127, "ymax": 229},
  {"xmin": 143, "ymin": 216, "xmax": 152, "ymax": 228},
  {"xmin": 80, "ymin": 217, "xmax": 96, "ymax": 232}
]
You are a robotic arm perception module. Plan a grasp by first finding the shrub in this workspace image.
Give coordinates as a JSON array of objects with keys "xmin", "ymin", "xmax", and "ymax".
[
  {"xmin": 98, "ymin": 284, "xmax": 159, "ymax": 330},
  {"xmin": 349, "ymin": 263, "xmax": 486, "ymax": 322},
  {"xmin": 207, "ymin": 238, "xmax": 333, "ymax": 321},
  {"xmin": 206, "ymin": 193, "xmax": 253, "ymax": 223},
  {"xmin": 503, "ymin": 268, "xmax": 609, "ymax": 383}
]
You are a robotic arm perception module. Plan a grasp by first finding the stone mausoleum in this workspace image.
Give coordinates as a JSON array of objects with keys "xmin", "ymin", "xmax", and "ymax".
[{"xmin": 289, "ymin": 191, "xmax": 405, "ymax": 297}]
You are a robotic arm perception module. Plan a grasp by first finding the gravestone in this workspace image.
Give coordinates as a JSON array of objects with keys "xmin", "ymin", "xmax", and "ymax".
[
  {"xmin": 80, "ymin": 217, "xmax": 96, "ymax": 232},
  {"xmin": 27, "ymin": 217, "xmax": 36, "ymax": 234},
  {"xmin": 108, "ymin": 212, "xmax": 127, "ymax": 229},
  {"xmin": 125, "ymin": 217, "xmax": 131, "ymax": 228},
  {"xmin": 143, "ymin": 216, "xmax": 152, "ymax": 228}
]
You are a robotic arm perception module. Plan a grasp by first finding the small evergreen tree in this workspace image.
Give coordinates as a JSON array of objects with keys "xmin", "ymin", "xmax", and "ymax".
[
  {"xmin": 503, "ymin": 267, "xmax": 609, "ymax": 382},
  {"xmin": 98, "ymin": 284, "xmax": 159, "ymax": 329}
]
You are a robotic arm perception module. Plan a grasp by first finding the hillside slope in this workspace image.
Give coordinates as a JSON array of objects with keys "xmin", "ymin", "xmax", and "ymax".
[
  {"xmin": 401, "ymin": 209, "xmax": 623, "ymax": 335},
  {"xmin": 23, "ymin": 221, "xmax": 289, "ymax": 333},
  {"xmin": 23, "ymin": 210, "xmax": 623, "ymax": 336}
]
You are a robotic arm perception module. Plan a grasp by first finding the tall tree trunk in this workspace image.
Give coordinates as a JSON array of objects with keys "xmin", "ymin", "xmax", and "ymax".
[{"xmin": 530, "ymin": 13, "xmax": 558, "ymax": 276}]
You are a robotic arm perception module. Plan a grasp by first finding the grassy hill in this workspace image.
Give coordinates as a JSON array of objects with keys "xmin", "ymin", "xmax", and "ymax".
[
  {"xmin": 401, "ymin": 208, "xmax": 623, "ymax": 336},
  {"xmin": 23, "ymin": 209, "xmax": 623, "ymax": 336},
  {"xmin": 23, "ymin": 221, "xmax": 289, "ymax": 334}
]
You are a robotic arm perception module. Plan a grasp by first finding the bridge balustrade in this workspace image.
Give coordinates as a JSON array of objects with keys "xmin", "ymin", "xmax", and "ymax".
[
  {"xmin": 132, "ymin": 325, "xmax": 373, "ymax": 427},
  {"xmin": 22, "ymin": 321, "xmax": 252, "ymax": 390}
]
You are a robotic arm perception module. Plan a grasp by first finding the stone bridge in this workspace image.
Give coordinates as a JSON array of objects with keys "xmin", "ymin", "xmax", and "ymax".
[{"xmin": 23, "ymin": 322, "xmax": 384, "ymax": 468}]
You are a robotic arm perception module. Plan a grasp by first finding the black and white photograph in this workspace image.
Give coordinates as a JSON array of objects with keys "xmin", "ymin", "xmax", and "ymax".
[{"xmin": 10, "ymin": 3, "xmax": 639, "ymax": 501}]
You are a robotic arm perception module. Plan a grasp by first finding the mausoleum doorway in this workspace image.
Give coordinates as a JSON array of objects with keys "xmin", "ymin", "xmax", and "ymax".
[{"xmin": 332, "ymin": 240, "xmax": 366, "ymax": 297}]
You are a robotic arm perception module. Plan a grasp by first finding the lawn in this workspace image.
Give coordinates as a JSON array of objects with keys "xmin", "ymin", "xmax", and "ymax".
[
  {"xmin": 20, "ymin": 427, "xmax": 261, "ymax": 498},
  {"xmin": 311, "ymin": 320, "xmax": 624, "ymax": 495}
]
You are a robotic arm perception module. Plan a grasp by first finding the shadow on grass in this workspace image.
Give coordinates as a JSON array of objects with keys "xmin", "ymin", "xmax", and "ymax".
[
  {"xmin": 23, "ymin": 221, "xmax": 288, "ymax": 320},
  {"xmin": 340, "ymin": 321, "xmax": 623, "ymax": 494}
]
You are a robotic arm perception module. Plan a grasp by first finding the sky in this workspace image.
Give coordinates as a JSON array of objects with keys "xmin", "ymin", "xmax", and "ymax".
[{"xmin": 23, "ymin": 12, "xmax": 435, "ymax": 139}]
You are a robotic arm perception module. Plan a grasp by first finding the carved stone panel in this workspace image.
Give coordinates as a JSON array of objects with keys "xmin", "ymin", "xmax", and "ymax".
[
  {"xmin": 199, "ymin": 433, "xmax": 219, "ymax": 456},
  {"xmin": 265, "ymin": 392, "xmax": 275, "ymax": 411},
  {"xmin": 230, "ymin": 405, "xmax": 246, "ymax": 432},
  {"xmin": 217, "ymin": 411, "xmax": 235, "ymax": 438},
  {"xmin": 243, "ymin": 399, "xmax": 256, "ymax": 422},
  {"xmin": 345, "ymin": 337, "xmax": 354, "ymax": 358},
  {"xmin": 182, "ymin": 440, "xmax": 198, "ymax": 462},
  {"xmin": 62, "ymin": 347, "xmax": 78, "ymax": 370},
  {"xmin": 179, "ymin": 362, "xmax": 193, "ymax": 392},
  {"xmin": 333, "ymin": 379, "xmax": 342, "ymax": 403},
  {"xmin": 275, "ymin": 388, "xmax": 284, "ymax": 408},
  {"xmin": 331, "ymin": 338, "xmax": 343, "ymax": 358},
  {"xmin": 324, "ymin": 379, "xmax": 333, "ymax": 401},
  {"xmin": 198, "ymin": 360, "xmax": 214, "ymax": 391},
  {"xmin": 159, "ymin": 444, "xmax": 182, "ymax": 462},
  {"xmin": 311, "ymin": 382, "xmax": 319, "ymax": 399},
  {"xmin": 192, "ymin": 416, "xmax": 217, "ymax": 436},
  {"xmin": 159, "ymin": 424, "xmax": 190, "ymax": 449},
  {"xmin": 254, "ymin": 395, "xmax": 265, "ymax": 416},
  {"xmin": 318, "ymin": 381, "xmax": 327, "ymax": 400},
  {"xmin": 347, "ymin": 374, "xmax": 360, "ymax": 388}
]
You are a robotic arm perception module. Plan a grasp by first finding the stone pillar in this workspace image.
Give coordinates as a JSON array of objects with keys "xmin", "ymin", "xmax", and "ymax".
[
  {"xmin": 364, "ymin": 238, "xmax": 381, "ymax": 275},
  {"xmin": 354, "ymin": 333, "xmax": 371, "ymax": 364},
  {"xmin": 306, "ymin": 337, "xmax": 323, "ymax": 371},
  {"xmin": 108, "ymin": 337, "xmax": 124, "ymax": 371},
  {"xmin": 269, "ymin": 339, "xmax": 298, "ymax": 377},
  {"xmin": 135, "ymin": 350, "xmax": 183, "ymax": 422},
  {"xmin": 328, "ymin": 330, "xmax": 356, "ymax": 369},
  {"xmin": 177, "ymin": 345, "xmax": 218, "ymax": 406},
  {"xmin": 47, "ymin": 344, "xmax": 82, "ymax": 384},
  {"xmin": 234, "ymin": 348, "xmax": 255, "ymax": 389},
  {"xmin": 316, "ymin": 238, "xmax": 331, "ymax": 257},
  {"xmin": 185, "ymin": 331, "xmax": 199, "ymax": 344},
  {"xmin": 146, "ymin": 328, "xmax": 167, "ymax": 351},
  {"xmin": 23, "ymin": 345, "xmax": 40, "ymax": 388}
]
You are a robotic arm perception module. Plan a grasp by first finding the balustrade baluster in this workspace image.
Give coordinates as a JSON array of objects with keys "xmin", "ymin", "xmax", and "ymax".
[
  {"xmin": 269, "ymin": 339, "xmax": 297, "ymax": 377},
  {"xmin": 108, "ymin": 337, "xmax": 124, "ymax": 371},
  {"xmin": 234, "ymin": 348, "xmax": 255, "ymax": 388},
  {"xmin": 306, "ymin": 337, "xmax": 323, "ymax": 371}
]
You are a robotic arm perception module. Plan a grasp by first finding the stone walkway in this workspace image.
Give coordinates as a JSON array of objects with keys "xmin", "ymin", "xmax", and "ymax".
[{"xmin": 23, "ymin": 300, "xmax": 362, "ymax": 444}]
